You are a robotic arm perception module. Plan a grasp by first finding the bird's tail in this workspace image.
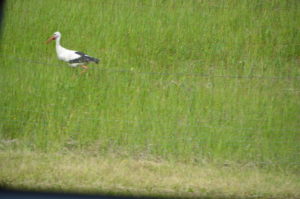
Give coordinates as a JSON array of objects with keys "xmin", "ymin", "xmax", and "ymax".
[
  {"xmin": 93, "ymin": 58, "xmax": 100, "ymax": 64},
  {"xmin": 88, "ymin": 56, "xmax": 99, "ymax": 64}
]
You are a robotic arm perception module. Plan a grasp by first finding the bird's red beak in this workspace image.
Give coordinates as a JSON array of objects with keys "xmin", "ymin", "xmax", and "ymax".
[{"xmin": 46, "ymin": 36, "xmax": 56, "ymax": 44}]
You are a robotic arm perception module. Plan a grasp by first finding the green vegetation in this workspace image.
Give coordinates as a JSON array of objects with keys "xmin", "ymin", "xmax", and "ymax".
[
  {"xmin": 0, "ymin": 0, "xmax": 299, "ymax": 197},
  {"xmin": 1, "ymin": 151, "xmax": 300, "ymax": 198}
]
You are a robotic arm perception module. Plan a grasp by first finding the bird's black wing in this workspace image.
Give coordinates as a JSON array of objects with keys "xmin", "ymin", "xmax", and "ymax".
[
  {"xmin": 75, "ymin": 51, "xmax": 85, "ymax": 56},
  {"xmin": 68, "ymin": 51, "xmax": 100, "ymax": 64}
]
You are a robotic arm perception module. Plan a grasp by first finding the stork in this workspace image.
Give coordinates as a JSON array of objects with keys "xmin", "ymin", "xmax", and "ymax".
[{"xmin": 46, "ymin": 31, "xmax": 99, "ymax": 73}]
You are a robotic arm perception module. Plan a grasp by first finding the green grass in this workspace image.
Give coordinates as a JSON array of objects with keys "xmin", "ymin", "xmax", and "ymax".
[
  {"xmin": 0, "ymin": 0, "xmax": 300, "ymax": 197},
  {"xmin": 1, "ymin": 151, "xmax": 299, "ymax": 198}
]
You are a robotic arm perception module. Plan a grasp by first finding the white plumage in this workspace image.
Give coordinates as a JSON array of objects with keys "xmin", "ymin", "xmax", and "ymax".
[{"xmin": 46, "ymin": 31, "xmax": 99, "ymax": 71}]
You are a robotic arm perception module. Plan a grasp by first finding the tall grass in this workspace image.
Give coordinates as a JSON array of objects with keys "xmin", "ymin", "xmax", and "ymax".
[{"xmin": 0, "ymin": 0, "xmax": 299, "ymax": 168}]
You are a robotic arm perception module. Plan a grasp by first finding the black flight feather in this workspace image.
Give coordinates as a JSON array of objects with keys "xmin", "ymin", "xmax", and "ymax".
[{"xmin": 68, "ymin": 51, "xmax": 99, "ymax": 64}]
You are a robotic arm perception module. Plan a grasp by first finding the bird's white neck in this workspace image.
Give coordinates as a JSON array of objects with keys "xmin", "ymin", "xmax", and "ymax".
[
  {"xmin": 55, "ymin": 36, "xmax": 66, "ymax": 56},
  {"xmin": 55, "ymin": 36, "xmax": 62, "ymax": 49}
]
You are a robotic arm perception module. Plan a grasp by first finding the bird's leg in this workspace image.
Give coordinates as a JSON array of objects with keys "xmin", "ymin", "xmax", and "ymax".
[{"xmin": 80, "ymin": 65, "xmax": 89, "ymax": 74}]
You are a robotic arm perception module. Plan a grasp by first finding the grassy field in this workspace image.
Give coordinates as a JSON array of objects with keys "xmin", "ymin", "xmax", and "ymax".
[
  {"xmin": 1, "ymin": 151, "xmax": 300, "ymax": 199},
  {"xmin": 0, "ymin": 0, "xmax": 300, "ymax": 198}
]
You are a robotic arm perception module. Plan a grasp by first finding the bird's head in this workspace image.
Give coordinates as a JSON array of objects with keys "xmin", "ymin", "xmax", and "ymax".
[{"xmin": 46, "ymin": 31, "xmax": 61, "ymax": 44}]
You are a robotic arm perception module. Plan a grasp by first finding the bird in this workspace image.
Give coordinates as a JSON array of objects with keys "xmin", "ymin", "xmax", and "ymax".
[{"xmin": 46, "ymin": 31, "xmax": 99, "ymax": 73}]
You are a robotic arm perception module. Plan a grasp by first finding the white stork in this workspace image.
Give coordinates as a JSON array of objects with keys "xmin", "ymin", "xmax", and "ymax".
[{"xmin": 46, "ymin": 31, "xmax": 99, "ymax": 72}]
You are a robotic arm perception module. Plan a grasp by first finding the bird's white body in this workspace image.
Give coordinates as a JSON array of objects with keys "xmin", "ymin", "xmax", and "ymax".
[
  {"xmin": 47, "ymin": 32, "xmax": 99, "ymax": 68},
  {"xmin": 55, "ymin": 38, "xmax": 81, "ymax": 67}
]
